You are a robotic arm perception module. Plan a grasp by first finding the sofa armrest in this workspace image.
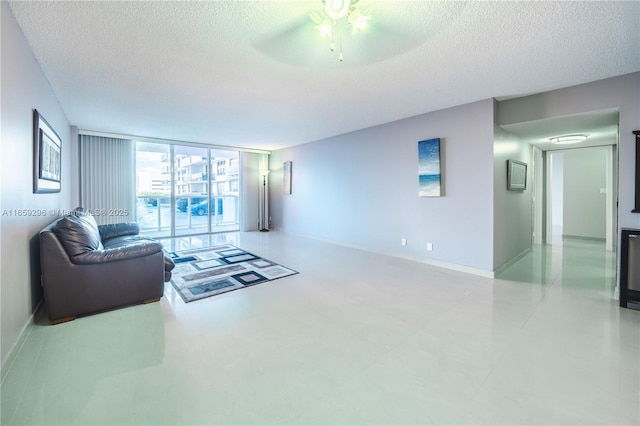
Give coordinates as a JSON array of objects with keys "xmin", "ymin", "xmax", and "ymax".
[
  {"xmin": 98, "ymin": 222, "xmax": 140, "ymax": 240},
  {"xmin": 72, "ymin": 241, "xmax": 162, "ymax": 265}
]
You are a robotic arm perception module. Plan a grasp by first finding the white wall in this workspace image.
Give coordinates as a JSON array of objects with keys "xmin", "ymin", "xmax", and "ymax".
[
  {"xmin": 493, "ymin": 125, "xmax": 533, "ymax": 270},
  {"xmin": 270, "ymin": 99, "xmax": 496, "ymax": 273},
  {"xmin": 563, "ymin": 148, "xmax": 607, "ymax": 240},
  {"xmin": 1, "ymin": 2, "xmax": 71, "ymax": 377},
  {"xmin": 551, "ymin": 153, "xmax": 564, "ymax": 227}
]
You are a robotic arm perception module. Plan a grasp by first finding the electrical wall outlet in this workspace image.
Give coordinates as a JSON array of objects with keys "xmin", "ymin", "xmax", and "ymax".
[
  {"xmin": 401, "ymin": 238, "xmax": 407, "ymax": 246},
  {"xmin": 427, "ymin": 242, "xmax": 433, "ymax": 251}
]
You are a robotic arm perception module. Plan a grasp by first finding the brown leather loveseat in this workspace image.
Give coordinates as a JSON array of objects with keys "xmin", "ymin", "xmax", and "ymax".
[{"xmin": 39, "ymin": 208, "xmax": 175, "ymax": 324}]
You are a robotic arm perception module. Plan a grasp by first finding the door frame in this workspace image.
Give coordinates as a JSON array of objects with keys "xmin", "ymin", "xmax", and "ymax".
[{"xmin": 543, "ymin": 145, "xmax": 617, "ymax": 251}]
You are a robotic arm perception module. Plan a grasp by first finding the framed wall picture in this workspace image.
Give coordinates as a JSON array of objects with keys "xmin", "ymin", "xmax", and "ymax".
[
  {"xmin": 33, "ymin": 109, "xmax": 62, "ymax": 193},
  {"xmin": 418, "ymin": 138, "xmax": 441, "ymax": 197},
  {"xmin": 283, "ymin": 161, "xmax": 292, "ymax": 194},
  {"xmin": 507, "ymin": 159, "xmax": 527, "ymax": 191}
]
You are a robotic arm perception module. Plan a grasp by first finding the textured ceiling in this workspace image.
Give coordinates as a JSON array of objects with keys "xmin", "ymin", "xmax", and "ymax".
[{"xmin": 8, "ymin": 1, "xmax": 640, "ymax": 150}]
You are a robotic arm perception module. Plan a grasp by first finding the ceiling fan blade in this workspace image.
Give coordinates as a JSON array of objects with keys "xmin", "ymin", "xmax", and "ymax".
[{"xmin": 253, "ymin": 15, "xmax": 330, "ymax": 66}]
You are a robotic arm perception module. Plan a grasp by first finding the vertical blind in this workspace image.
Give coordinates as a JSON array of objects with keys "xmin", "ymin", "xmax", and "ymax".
[{"xmin": 79, "ymin": 135, "xmax": 135, "ymax": 225}]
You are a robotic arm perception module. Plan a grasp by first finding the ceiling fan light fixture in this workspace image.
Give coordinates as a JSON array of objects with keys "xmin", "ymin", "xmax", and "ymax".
[
  {"xmin": 549, "ymin": 134, "xmax": 588, "ymax": 145},
  {"xmin": 312, "ymin": 0, "xmax": 370, "ymax": 61},
  {"xmin": 348, "ymin": 8, "xmax": 371, "ymax": 34},
  {"xmin": 325, "ymin": 0, "xmax": 351, "ymax": 20},
  {"xmin": 316, "ymin": 17, "xmax": 333, "ymax": 38}
]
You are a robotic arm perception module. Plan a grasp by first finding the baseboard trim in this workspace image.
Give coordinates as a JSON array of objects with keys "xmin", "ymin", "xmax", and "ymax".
[
  {"xmin": 409, "ymin": 256, "xmax": 495, "ymax": 278},
  {"xmin": 562, "ymin": 234, "xmax": 606, "ymax": 242},
  {"xmin": 1, "ymin": 301, "xmax": 41, "ymax": 385},
  {"xmin": 278, "ymin": 230, "xmax": 495, "ymax": 279},
  {"xmin": 492, "ymin": 246, "xmax": 533, "ymax": 277}
]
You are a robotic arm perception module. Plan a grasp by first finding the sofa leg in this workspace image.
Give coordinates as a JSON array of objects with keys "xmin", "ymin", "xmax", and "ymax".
[
  {"xmin": 143, "ymin": 297, "xmax": 161, "ymax": 304},
  {"xmin": 51, "ymin": 316, "xmax": 75, "ymax": 325}
]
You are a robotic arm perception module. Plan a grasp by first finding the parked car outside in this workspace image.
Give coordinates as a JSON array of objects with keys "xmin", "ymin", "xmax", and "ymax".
[
  {"xmin": 176, "ymin": 197, "xmax": 206, "ymax": 212},
  {"xmin": 149, "ymin": 196, "xmax": 170, "ymax": 207},
  {"xmin": 190, "ymin": 199, "xmax": 224, "ymax": 216}
]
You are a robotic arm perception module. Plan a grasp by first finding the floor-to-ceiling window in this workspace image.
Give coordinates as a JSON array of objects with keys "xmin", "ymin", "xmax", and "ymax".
[{"xmin": 135, "ymin": 141, "xmax": 240, "ymax": 237}]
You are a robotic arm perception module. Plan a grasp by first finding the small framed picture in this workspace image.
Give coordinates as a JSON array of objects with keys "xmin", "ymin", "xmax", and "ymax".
[
  {"xmin": 33, "ymin": 109, "xmax": 62, "ymax": 193},
  {"xmin": 283, "ymin": 161, "xmax": 292, "ymax": 194},
  {"xmin": 507, "ymin": 159, "xmax": 527, "ymax": 191}
]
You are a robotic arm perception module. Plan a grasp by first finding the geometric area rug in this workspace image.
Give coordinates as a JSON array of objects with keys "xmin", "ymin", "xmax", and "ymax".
[{"xmin": 168, "ymin": 244, "xmax": 298, "ymax": 303}]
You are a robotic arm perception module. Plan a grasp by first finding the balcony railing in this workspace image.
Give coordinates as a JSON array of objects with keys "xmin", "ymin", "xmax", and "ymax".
[{"xmin": 136, "ymin": 195, "xmax": 240, "ymax": 237}]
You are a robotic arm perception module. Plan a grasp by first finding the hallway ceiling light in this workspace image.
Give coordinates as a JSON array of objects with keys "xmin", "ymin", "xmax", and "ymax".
[{"xmin": 549, "ymin": 134, "xmax": 588, "ymax": 145}]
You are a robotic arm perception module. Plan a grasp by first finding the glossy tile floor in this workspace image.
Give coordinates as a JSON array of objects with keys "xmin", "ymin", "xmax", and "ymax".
[{"xmin": 1, "ymin": 232, "xmax": 639, "ymax": 425}]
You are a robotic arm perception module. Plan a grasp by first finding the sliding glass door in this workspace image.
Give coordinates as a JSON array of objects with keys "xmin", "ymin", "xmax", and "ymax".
[
  {"xmin": 135, "ymin": 141, "xmax": 239, "ymax": 237},
  {"xmin": 135, "ymin": 142, "xmax": 171, "ymax": 236},
  {"xmin": 174, "ymin": 145, "xmax": 208, "ymax": 235}
]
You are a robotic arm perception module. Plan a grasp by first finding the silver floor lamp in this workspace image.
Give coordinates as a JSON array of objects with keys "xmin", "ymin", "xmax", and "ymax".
[{"xmin": 260, "ymin": 170, "xmax": 269, "ymax": 232}]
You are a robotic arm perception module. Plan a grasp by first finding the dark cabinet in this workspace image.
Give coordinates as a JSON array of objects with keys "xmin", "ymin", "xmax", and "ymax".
[{"xmin": 620, "ymin": 228, "xmax": 640, "ymax": 309}]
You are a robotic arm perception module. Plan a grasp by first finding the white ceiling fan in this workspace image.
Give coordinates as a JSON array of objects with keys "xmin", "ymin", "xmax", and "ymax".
[{"xmin": 251, "ymin": 1, "xmax": 465, "ymax": 67}]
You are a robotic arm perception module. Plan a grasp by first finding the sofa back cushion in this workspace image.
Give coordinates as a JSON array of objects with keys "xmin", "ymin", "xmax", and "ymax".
[{"xmin": 53, "ymin": 213, "xmax": 104, "ymax": 257}]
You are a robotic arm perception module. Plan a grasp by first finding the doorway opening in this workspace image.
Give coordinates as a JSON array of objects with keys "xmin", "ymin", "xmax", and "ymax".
[{"xmin": 543, "ymin": 146, "xmax": 616, "ymax": 251}]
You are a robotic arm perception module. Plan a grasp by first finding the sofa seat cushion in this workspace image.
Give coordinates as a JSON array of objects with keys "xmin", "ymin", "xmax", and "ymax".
[
  {"xmin": 72, "ymin": 242, "xmax": 163, "ymax": 264},
  {"xmin": 103, "ymin": 234, "xmax": 158, "ymax": 249},
  {"xmin": 53, "ymin": 214, "xmax": 104, "ymax": 257},
  {"xmin": 104, "ymin": 235, "xmax": 175, "ymax": 279}
]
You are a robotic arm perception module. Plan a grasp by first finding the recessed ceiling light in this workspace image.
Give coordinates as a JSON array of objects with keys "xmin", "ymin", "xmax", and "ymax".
[{"xmin": 549, "ymin": 134, "xmax": 588, "ymax": 145}]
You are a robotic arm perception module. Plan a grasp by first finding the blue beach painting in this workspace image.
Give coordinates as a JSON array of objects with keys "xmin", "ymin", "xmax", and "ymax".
[{"xmin": 418, "ymin": 138, "xmax": 441, "ymax": 197}]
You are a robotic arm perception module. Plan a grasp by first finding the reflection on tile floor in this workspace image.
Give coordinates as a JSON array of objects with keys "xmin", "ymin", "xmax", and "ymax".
[{"xmin": 1, "ymin": 232, "xmax": 638, "ymax": 425}]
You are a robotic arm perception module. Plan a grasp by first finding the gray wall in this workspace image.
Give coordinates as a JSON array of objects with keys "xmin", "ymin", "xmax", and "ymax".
[
  {"xmin": 1, "ymin": 2, "xmax": 71, "ymax": 376},
  {"xmin": 270, "ymin": 99, "xmax": 496, "ymax": 273},
  {"xmin": 493, "ymin": 125, "xmax": 533, "ymax": 270},
  {"xmin": 271, "ymin": 73, "xmax": 639, "ymax": 277},
  {"xmin": 563, "ymin": 148, "xmax": 607, "ymax": 239}
]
